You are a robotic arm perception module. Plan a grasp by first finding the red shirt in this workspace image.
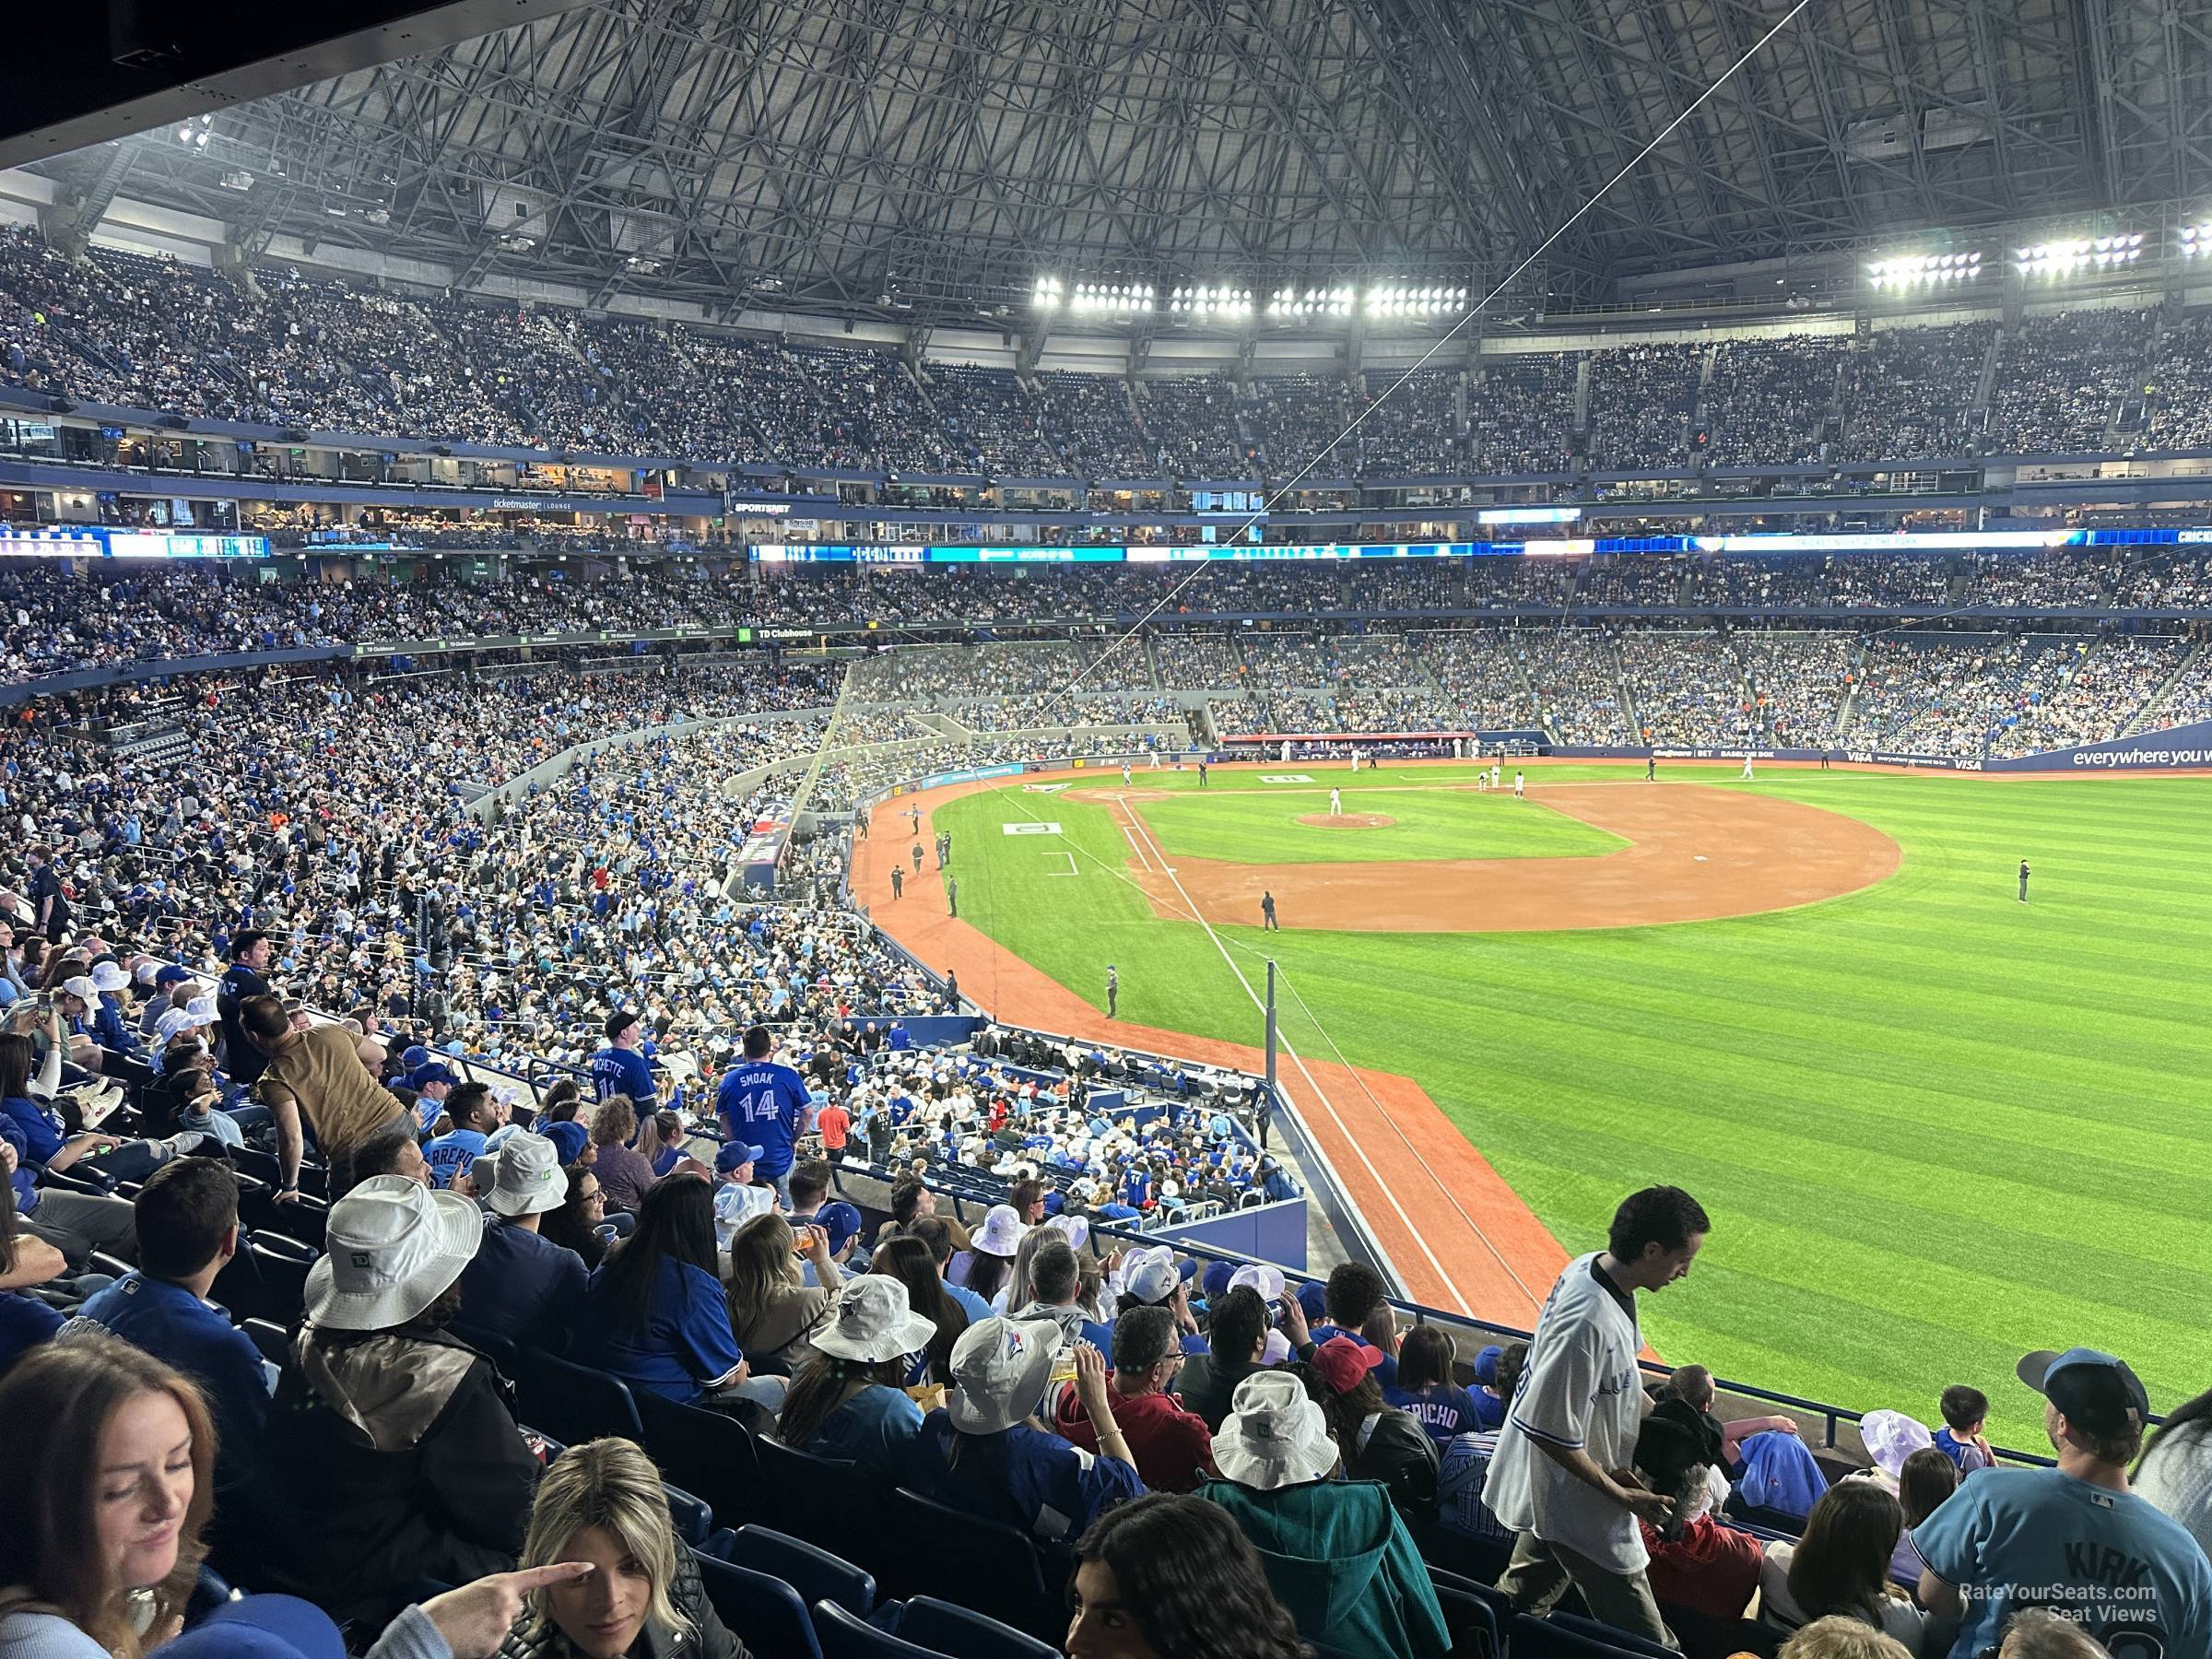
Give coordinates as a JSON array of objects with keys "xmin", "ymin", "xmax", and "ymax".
[
  {"xmin": 1053, "ymin": 1379, "xmax": 1217, "ymax": 1493},
  {"xmin": 815, "ymin": 1104, "xmax": 852, "ymax": 1149},
  {"xmin": 1638, "ymin": 1516, "xmax": 1762, "ymax": 1619}
]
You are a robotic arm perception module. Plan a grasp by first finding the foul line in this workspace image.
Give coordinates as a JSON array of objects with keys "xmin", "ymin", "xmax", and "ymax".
[{"xmin": 1117, "ymin": 798, "xmax": 1471, "ymax": 1315}]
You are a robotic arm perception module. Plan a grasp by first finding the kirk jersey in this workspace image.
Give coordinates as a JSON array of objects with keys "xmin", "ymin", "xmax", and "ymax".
[{"xmin": 715, "ymin": 1060, "xmax": 810, "ymax": 1177}]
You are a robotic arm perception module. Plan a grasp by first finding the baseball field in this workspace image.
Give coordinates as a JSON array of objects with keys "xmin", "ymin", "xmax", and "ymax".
[{"xmin": 920, "ymin": 761, "xmax": 2212, "ymax": 1446}]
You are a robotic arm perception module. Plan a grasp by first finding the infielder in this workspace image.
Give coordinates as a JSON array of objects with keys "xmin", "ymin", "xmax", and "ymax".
[
  {"xmin": 1740, "ymin": 754, "xmax": 1756, "ymax": 781},
  {"xmin": 1491, "ymin": 761, "xmax": 1502, "ymax": 789},
  {"xmin": 1513, "ymin": 770, "xmax": 1525, "ymax": 799},
  {"xmin": 1329, "ymin": 786, "xmax": 1343, "ymax": 815},
  {"xmin": 1122, "ymin": 762, "xmax": 1132, "ymax": 785}
]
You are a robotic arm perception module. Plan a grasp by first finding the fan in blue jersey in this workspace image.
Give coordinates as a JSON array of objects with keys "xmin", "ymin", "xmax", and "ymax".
[
  {"xmin": 715, "ymin": 1024, "xmax": 813, "ymax": 1204},
  {"xmin": 590, "ymin": 1008, "xmax": 657, "ymax": 1111}
]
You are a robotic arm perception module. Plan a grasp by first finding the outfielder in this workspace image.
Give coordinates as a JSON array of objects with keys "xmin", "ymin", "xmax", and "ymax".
[{"xmin": 1740, "ymin": 754, "xmax": 1756, "ymax": 781}]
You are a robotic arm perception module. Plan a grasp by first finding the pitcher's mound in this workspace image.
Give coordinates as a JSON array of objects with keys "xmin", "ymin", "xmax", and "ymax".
[{"xmin": 1299, "ymin": 812, "xmax": 1396, "ymax": 830}]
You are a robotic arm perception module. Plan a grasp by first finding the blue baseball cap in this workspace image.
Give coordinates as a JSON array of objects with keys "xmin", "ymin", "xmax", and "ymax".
[
  {"xmin": 1473, "ymin": 1344, "xmax": 1505, "ymax": 1385},
  {"xmin": 1201, "ymin": 1260, "xmax": 1236, "ymax": 1301},
  {"xmin": 815, "ymin": 1200, "xmax": 864, "ymax": 1253},
  {"xmin": 411, "ymin": 1064, "xmax": 459, "ymax": 1089},
  {"xmin": 715, "ymin": 1141, "xmax": 765, "ymax": 1174},
  {"xmin": 160, "ymin": 1594, "xmax": 346, "ymax": 1659},
  {"xmin": 155, "ymin": 965, "xmax": 192, "ymax": 986},
  {"xmin": 542, "ymin": 1121, "xmax": 589, "ymax": 1166},
  {"xmin": 401, "ymin": 1044, "xmax": 431, "ymax": 1070},
  {"xmin": 1296, "ymin": 1280, "xmax": 1331, "ymax": 1324},
  {"xmin": 2017, "ymin": 1347, "xmax": 2150, "ymax": 1440}
]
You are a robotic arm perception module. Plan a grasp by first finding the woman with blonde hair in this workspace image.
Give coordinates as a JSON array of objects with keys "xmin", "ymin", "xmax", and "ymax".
[
  {"xmin": 1776, "ymin": 1616, "xmax": 1915, "ymax": 1659},
  {"xmin": 497, "ymin": 1437, "xmax": 746, "ymax": 1659},
  {"xmin": 0, "ymin": 1331, "xmax": 217, "ymax": 1657},
  {"xmin": 723, "ymin": 1211, "xmax": 834, "ymax": 1375}
]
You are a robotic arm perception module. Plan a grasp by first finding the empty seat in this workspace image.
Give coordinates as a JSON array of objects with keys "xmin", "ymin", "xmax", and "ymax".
[
  {"xmin": 241, "ymin": 1319, "xmax": 291, "ymax": 1369},
  {"xmin": 893, "ymin": 1595, "xmax": 1059, "ymax": 1659},
  {"xmin": 883, "ymin": 1488, "xmax": 1056, "ymax": 1640},
  {"xmin": 725, "ymin": 1526, "xmax": 875, "ymax": 1620},
  {"xmin": 634, "ymin": 1388, "xmax": 761, "ymax": 1525},
  {"xmin": 811, "ymin": 1600, "xmax": 945, "ymax": 1659},
  {"xmin": 1512, "ymin": 1610, "xmax": 1674, "ymax": 1659},
  {"xmin": 753, "ymin": 1436, "xmax": 878, "ymax": 1558},
  {"xmin": 695, "ymin": 1555, "xmax": 820, "ymax": 1659},
  {"xmin": 662, "ymin": 1483, "xmax": 715, "ymax": 1547},
  {"xmin": 511, "ymin": 1350, "xmax": 645, "ymax": 1445}
]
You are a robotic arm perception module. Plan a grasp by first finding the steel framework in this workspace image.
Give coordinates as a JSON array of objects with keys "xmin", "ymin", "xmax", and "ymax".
[{"xmin": 33, "ymin": 0, "xmax": 2212, "ymax": 318}]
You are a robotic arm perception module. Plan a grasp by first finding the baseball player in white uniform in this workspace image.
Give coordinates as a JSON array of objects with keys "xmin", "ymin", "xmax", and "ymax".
[
  {"xmin": 1491, "ymin": 762, "xmax": 1502, "ymax": 789},
  {"xmin": 1740, "ymin": 754, "xmax": 1755, "ymax": 781},
  {"xmin": 1329, "ymin": 786, "xmax": 1343, "ymax": 815},
  {"xmin": 1514, "ymin": 770, "xmax": 1526, "ymax": 798}
]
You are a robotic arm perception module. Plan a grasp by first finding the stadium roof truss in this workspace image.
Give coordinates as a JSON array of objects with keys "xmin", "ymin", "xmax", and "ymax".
[{"xmin": 39, "ymin": 0, "xmax": 2212, "ymax": 318}]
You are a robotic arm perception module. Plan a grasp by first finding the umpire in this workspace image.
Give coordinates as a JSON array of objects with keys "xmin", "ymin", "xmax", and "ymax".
[{"xmin": 2018, "ymin": 858, "xmax": 2030, "ymax": 903}]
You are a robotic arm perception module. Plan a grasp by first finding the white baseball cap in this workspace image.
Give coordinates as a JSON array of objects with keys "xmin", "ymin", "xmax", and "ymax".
[
  {"xmin": 1124, "ymin": 1246, "xmax": 1184, "ymax": 1306},
  {"xmin": 305, "ymin": 1175, "xmax": 484, "ymax": 1331},
  {"xmin": 61, "ymin": 975, "xmax": 100, "ymax": 1004},
  {"xmin": 1230, "ymin": 1263, "xmax": 1287, "ymax": 1303}
]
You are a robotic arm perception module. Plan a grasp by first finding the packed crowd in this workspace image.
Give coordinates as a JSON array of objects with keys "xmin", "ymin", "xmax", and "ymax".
[
  {"xmin": 1616, "ymin": 632, "xmax": 1758, "ymax": 747},
  {"xmin": 1985, "ymin": 310, "xmax": 2153, "ymax": 458},
  {"xmin": 1982, "ymin": 635, "xmax": 2185, "ymax": 758},
  {"xmin": 9, "ymin": 1107, "xmax": 2200, "ymax": 1659},
  {"xmin": 9, "ymin": 229, "xmax": 2212, "ymax": 485}
]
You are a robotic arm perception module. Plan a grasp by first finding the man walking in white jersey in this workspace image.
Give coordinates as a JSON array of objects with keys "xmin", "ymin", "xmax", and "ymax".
[{"xmin": 1487, "ymin": 1184, "xmax": 1711, "ymax": 1649}]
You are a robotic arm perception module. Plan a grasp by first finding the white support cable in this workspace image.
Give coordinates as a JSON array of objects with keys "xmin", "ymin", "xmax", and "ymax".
[{"xmin": 1033, "ymin": 0, "xmax": 1819, "ymax": 720}]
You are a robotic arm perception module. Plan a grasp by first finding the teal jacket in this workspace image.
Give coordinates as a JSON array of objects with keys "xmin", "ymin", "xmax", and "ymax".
[{"xmin": 1199, "ymin": 1477, "xmax": 1450, "ymax": 1659}]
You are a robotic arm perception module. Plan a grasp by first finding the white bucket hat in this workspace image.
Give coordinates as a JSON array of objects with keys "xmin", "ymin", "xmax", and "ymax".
[
  {"xmin": 90, "ymin": 962, "xmax": 131, "ymax": 993},
  {"xmin": 1858, "ymin": 1408, "xmax": 1933, "ymax": 1478},
  {"xmin": 1042, "ymin": 1214, "xmax": 1090, "ymax": 1253},
  {"xmin": 813, "ymin": 1276, "xmax": 938, "ymax": 1365},
  {"xmin": 182, "ymin": 994, "xmax": 219, "ymax": 1026},
  {"xmin": 306, "ymin": 1174, "xmax": 485, "ymax": 1331},
  {"xmin": 971, "ymin": 1204, "xmax": 1029, "ymax": 1259},
  {"xmin": 1216, "ymin": 1370, "xmax": 1338, "ymax": 1489},
  {"xmin": 485, "ymin": 1131, "xmax": 565, "ymax": 1218},
  {"xmin": 945, "ymin": 1315, "xmax": 1063, "ymax": 1436}
]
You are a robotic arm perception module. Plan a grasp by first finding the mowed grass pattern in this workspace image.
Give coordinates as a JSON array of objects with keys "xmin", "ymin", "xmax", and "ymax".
[
  {"xmin": 1135, "ymin": 784, "xmax": 1626, "ymax": 865},
  {"xmin": 936, "ymin": 765, "xmax": 2212, "ymax": 1445}
]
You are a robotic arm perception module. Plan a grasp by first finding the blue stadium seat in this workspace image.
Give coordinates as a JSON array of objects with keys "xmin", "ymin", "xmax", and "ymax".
[
  {"xmin": 1512, "ymin": 1611, "xmax": 1669, "ymax": 1659},
  {"xmin": 883, "ymin": 1488, "xmax": 1057, "ymax": 1640},
  {"xmin": 1551, "ymin": 1610, "xmax": 1676, "ymax": 1659},
  {"xmin": 811, "ymin": 1600, "xmax": 947, "ymax": 1658},
  {"xmin": 892, "ymin": 1595, "xmax": 1059, "ymax": 1659},
  {"xmin": 511, "ymin": 1350, "xmax": 645, "ymax": 1445},
  {"xmin": 241, "ymin": 1318, "xmax": 291, "ymax": 1369},
  {"xmin": 695, "ymin": 1555, "xmax": 820, "ymax": 1659},
  {"xmin": 662, "ymin": 1483, "xmax": 715, "ymax": 1547},
  {"xmin": 634, "ymin": 1388, "xmax": 761, "ymax": 1525},
  {"xmin": 1432, "ymin": 1583, "xmax": 1500, "ymax": 1659},
  {"xmin": 725, "ymin": 1526, "xmax": 875, "ymax": 1620},
  {"xmin": 753, "ymin": 1436, "xmax": 883, "ymax": 1558},
  {"xmin": 209, "ymin": 1235, "xmax": 315, "ymax": 1326}
]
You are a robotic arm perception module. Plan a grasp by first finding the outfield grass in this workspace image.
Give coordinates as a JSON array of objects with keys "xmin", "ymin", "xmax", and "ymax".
[
  {"xmin": 936, "ymin": 763, "xmax": 2212, "ymax": 1445},
  {"xmin": 1135, "ymin": 785, "xmax": 1626, "ymax": 865}
]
